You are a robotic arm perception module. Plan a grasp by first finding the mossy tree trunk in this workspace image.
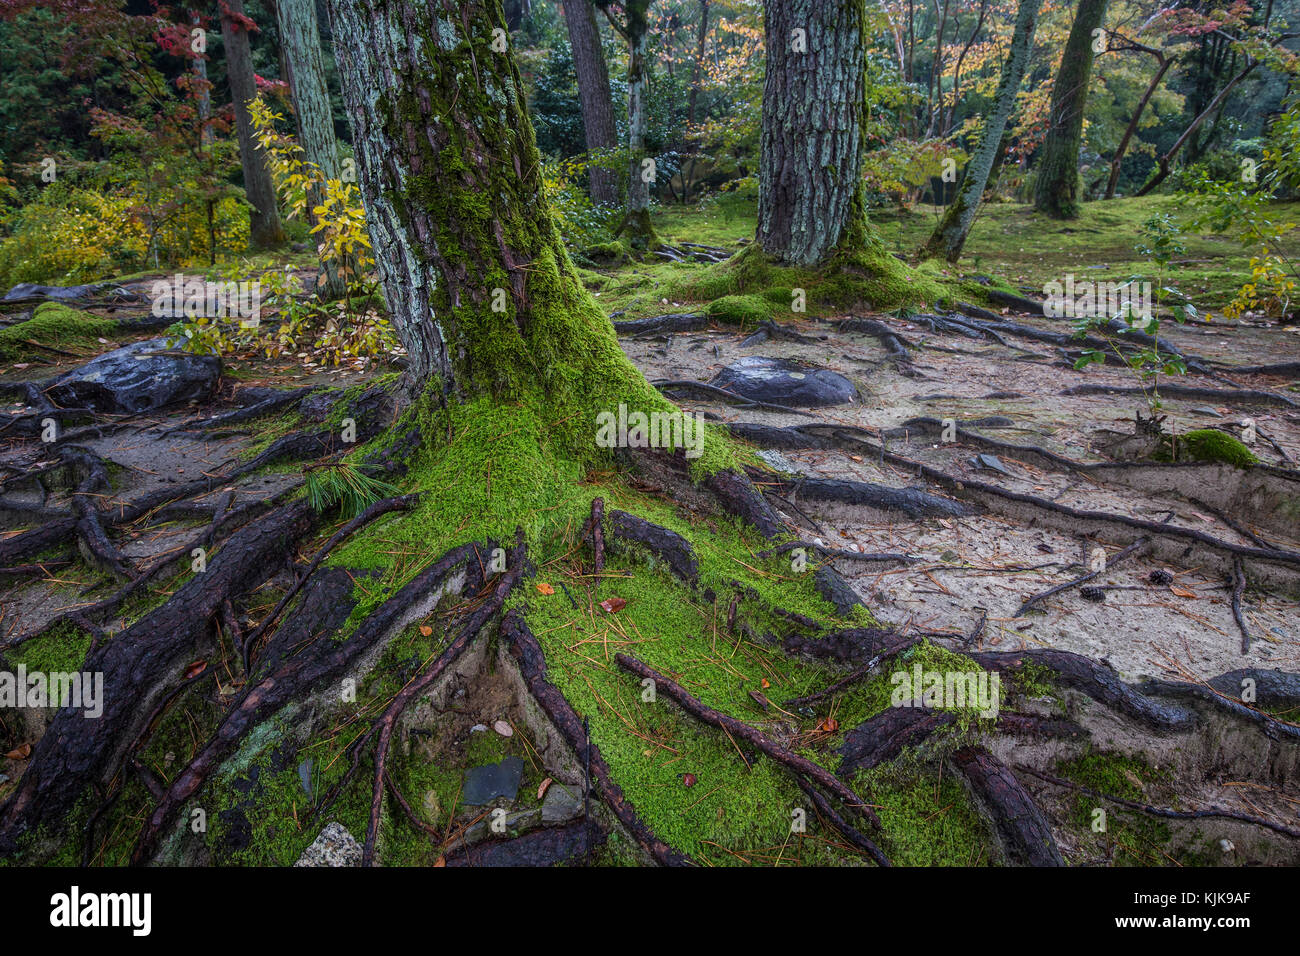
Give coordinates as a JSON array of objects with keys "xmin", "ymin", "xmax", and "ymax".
[
  {"xmin": 561, "ymin": 0, "xmax": 620, "ymax": 206},
  {"xmin": 919, "ymin": 0, "xmax": 1040, "ymax": 263},
  {"xmin": 602, "ymin": 0, "xmax": 658, "ymax": 250},
  {"xmin": 222, "ymin": 0, "xmax": 286, "ymax": 248},
  {"xmin": 276, "ymin": 0, "xmax": 346, "ymax": 298},
  {"xmin": 756, "ymin": 0, "xmax": 867, "ymax": 267},
  {"xmin": 324, "ymin": 0, "xmax": 659, "ymax": 415},
  {"xmin": 1032, "ymin": 0, "xmax": 1108, "ymax": 219}
]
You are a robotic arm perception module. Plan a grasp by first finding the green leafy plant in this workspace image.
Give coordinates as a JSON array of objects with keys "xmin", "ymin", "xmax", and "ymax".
[{"xmin": 1072, "ymin": 214, "xmax": 1196, "ymax": 415}]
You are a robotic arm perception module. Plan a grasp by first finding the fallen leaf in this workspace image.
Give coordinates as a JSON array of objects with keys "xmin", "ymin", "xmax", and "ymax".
[
  {"xmin": 184, "ymin": 660, "xmax": 207, "ymax": 679},
  {"xmin": 1170, "ymin": 586, "xmax": 1198, "ymax": 599},
  {"xmin": 536, "ymin": 582, "xmax": 555, "ymax": 595},
  {"xmin": 4, "ymin": 744, "xmax": 32, "ymax": 760},
  {"xmin": 493, "ymin": 720, "xmax": 514, "ymax": 737},
  {"xmin": 419, "ymin": 624, "xmax": 433, "ymax": 637},
  {"xmin": 817, "ymin": 717, "xmax": 840, "ymax": 733},
  {"xmin": 599, "ymin": 596, "xmax": 627, "ymax": 613},
  {"xmin": 683, "ymin": 772, "xmax": 697, "ymax": 788},
  {"xmin": 760, "ymin": 678, "xmax": 770, "ymax": 689},
  {"xmin": 538, "ymin": 777, "xmax": 553, "ymax": 800},
  {"xmin": 433, "ymin": 855, "xmax": 446, "ymax": 867}
]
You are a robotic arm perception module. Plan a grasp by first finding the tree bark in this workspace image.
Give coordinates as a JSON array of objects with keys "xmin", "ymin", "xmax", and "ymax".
[
  {"xmin": 275, "ymin": 0, "xmax": 345, "ymax": 297},
  {"xmin": 221, "ymin": 0, "xmax": 286, "ymax": 248},
  {"xmin": 687, "ymin": 0, "xmax": 709, "ymax": 128},
  {"xmin": 561, "ymin": 0, "xmax": 619, "ymax": 206},
  {"xmin": 757, "ymin": 0, "xmax": 868, "ymax": 266},
  {"xmin": 1033, "ymin": 0, "xmax": 1109, "ymax": 219},
  {"xmin": 324, "ymin": 0, "xmax": 660, "ymax": 408},
  {"xmin": 919, "ymin": 0, "xmax": 1040, "ymax": 263}
]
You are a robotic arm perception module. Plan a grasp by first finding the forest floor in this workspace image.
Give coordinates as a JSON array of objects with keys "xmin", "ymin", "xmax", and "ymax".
[{"xmin": 1, "ymin": 195, "xmax": 1299, "ymax": 867}]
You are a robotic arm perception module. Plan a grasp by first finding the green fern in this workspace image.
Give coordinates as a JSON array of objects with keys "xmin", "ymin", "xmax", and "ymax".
[{"xmin": 304, "ymin": 463, "xmax": 402, "ymax": 519}]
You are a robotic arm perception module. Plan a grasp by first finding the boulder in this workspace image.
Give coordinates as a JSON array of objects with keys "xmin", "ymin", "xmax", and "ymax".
[
  {"xmin": 709, "ymin": 356, "xmax": 858, "ymax": 408},
  {"xmin": 46, "ymin": 337, "xmax": 220, "ymax": 414}
]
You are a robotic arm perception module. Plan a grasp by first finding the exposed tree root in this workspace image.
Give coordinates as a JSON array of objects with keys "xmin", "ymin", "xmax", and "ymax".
[
  {"xmin": 1017, "ymin": 766, "xmax": 1300, "ymax": 840},
  {"xmin": 502, "ymin": 610, "xmax": 694, "ymax": 867},
  {"xmin": 951, "ymin": 747, "xmax": 1065, "ymax": 866},
  {"xmin": 612, "ymin": 313, "xmax": 709, "ymax": 337},
  {"xmin": 614, "ymin": 654, "xmax": 887, "ymax": 840},
  {"xmin": 1063, "ymin": 382, "xmax": 1299, "ymax": 409},
  {"xmin": 1231, "ymin": 556, "xmax": 1252, "ymax": 654},
  {"xmin": 654, "ymin": 379, "xmax": 820, "ymax": 417},
  {"xmin": 758, "ymin": 474, "xmax": 971, "ymax": 520},
  {"xmin": 605, "ymin": 509, "xmax": 699, "ymax": 584},
  {"xmin": 756, "ymin": 540, "xmax": 915, "ymax": 565},
  {"xmin": 836, "ymin": 317, "xmax": 922, "ymax": 375}
]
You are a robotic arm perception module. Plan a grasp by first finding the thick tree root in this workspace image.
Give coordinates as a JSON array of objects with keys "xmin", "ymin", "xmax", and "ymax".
[
  {"xmin": 501, "ymin": 610, "xmax": 694, "ymax": 866},
  {"xmin": 1063, "ymin": 382, "xmax": 1299, "ymax": 409},
  {"xmin": 759, "ymin": 474, "xmax": 971, "ymax": 520},
  {"xmin": 0, "ymin": 501, "xmax": 320, "ymax": 854},
  {"xmin": 129, "ymin": 537, "xmax": 495, "ymax": 863},
  {"xmin": 612, "ymin": 313, "xmax": 708, "ymax": 337},
  {"xmin": 654, "ymin": 379, "xmax": 820, "ymax": 417},
  {"xmin": 1015, "ymin": 538, "xmax": 1149, "ymax": 617},
  {"xmin": 951, "ymin": 747, "xmax": 1065, "ymax": 866},
  {"xmin": 605, "ymin": 510, "xmax": 699, "ymax": 583}
]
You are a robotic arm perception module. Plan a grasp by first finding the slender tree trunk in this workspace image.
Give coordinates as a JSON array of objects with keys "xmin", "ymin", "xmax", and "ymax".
[
  {"xmin": 1033, "ymin": 0, "xmax": 1109, "ymax": 218},
  {"xmin": 192, "ymin": 11, "xmax": 213, "ymax": 146},
  {"xmin": 276, "ymin": 0, "xmax": 346, "ymax": 298},
  {"xmin": 757, "ymin": 0, "xmax": 868, "ymax": 267},
  {"xmin": 1135, "ymin": 61, "xmax": 1257, "ymax": 197},
  {"xmin": 1104, "ymin": 54, "xmax": 1172, "ymax": 199},
  {"xmin": 324, "ymin": 0, "xmax": 661, "ymax": 409},
  {"xmin": 687, "ymin": 0, "xmax": 709, "ymax": 127},
  {"xmin": 561, "ymin": 0, "xmax": 619, "ymax": 206},
  {"xmin": 618, "ymin": 16, "xmax": 657, "ymax": 248},
  {"xmin": 222, "ymin": 0, "xmax": 285, "ymax": 248},
  {"xmin": 919, "ymin": 0, "xmax": 1040, "ymax": 263}
]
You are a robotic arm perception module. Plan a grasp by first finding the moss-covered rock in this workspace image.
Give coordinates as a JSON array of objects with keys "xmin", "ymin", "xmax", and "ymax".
[
  {"xmin": 0, "ymin": 302, "xmax": 117, "ymax": 362},
  {"xmin": 706, "ymin": 293, "xmax": 773, "ymax": 326}
]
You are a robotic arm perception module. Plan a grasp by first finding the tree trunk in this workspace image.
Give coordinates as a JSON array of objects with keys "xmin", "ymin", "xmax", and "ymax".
[
  {"xmin": 687, "ymin": 0, "xmax": 709, "ymax": 128},
  {"xmin": 222, "ymin": 0, "xmax": 286, "ymax": 248},
  {"xmin": 324, "ymin": 0, "xmax": 660, "ymax": 409},
  {"xmin": 919, "ymin": 0, "xmax": 1040, "ymax": 263},
  {"xmin": 1104, "ymin": 54, "xmax": 1172, "ymax": 199},
  {"xmin": 618, "ymin": 12, "xmax": 656, "ymax": 248},
  {"xmin": 193, "ymin": 11, "xmax": 213, "ymax": 146},
  {"xmin": 276, "ymin": 0, "xmax": 345, "ymax": 298},
  {"xmin": 757, "ymin": 0, "xmax": 867, "ymax": 267},
  {"xmin": 1033, "ymin": 0, "xmax": 1108, "ymax": 219},
  {"xmin": 561, "ymin": 0, "xmax": 619, "ymax": 206}
]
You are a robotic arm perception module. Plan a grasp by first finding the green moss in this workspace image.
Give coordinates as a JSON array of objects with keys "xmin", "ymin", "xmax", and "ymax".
[
  {"xmin": 584, "ymin": 241, "xmax": 630, "ymax": 265},
  {"xmin": 1166, "ymin": 429, "xmax": 1259, "ymax": 468},
  {"xmin": 706, "ymin": 293, "xmax": 773, "ymax": 326},
  {"xmin": 0, "ymin": 302, "xmax": 117, "ymax": 362},
  {"xmin": 854, "ymin": 758, "xmax": 994, "ymax": 866}
]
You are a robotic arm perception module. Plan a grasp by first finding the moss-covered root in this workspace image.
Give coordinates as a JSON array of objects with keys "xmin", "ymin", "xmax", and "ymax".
[{"xmin": 678, "ymin": 241, "xmax": 950, "ymax": 320}]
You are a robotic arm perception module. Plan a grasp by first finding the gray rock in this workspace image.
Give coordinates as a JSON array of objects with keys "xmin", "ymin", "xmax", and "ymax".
[
  {"xmin": 462, "ymin": 756, "xmax": 524, "ymax": 805},
  {"xmin": 755, "ymin": 449, "xmax": 800, "ymax": 475},
  {"xmin": 46, "ymin": 337, "xmax": 221, "ymax": 414},
  {"xmin": 972, "ymin": 453, "xmax": 1013, "ymax": 476},
  {"xmin": 294, "ymin": 822, "xmax": 361, "ymax": 867},
  {"xmin": 4, "ymin": 282, "xmax": 102, "ymax": 302},
  {"xmin": 709, "ymin": 356, "xmax": 858, "ymax": 408},
  {"xmin": 542, "ymin": 782, "xmax": 584, "ymax": 825}
]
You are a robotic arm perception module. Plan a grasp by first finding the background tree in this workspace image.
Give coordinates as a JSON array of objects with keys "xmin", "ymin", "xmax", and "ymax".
[
  {"xmin": 919, "ymin": 0, "xmax": 1041, "ymax": 262},
  {"xmin": 756, "ymin": 0, "xmax": 868, "ymax": 266},
  {"xmin": 222, "ymin": 0, "xmax": 285, "ymax": 247},
  {"xmin": 1033, "ymin": 0, "xmax": 1110, "ymax": 218},
  {"xmin": 560, "ymin": 0, "xmax": 620, "ymax": 205},
  {"xmin": 274, "ymin": 0, "xmax": 345, "ymax": 295}
]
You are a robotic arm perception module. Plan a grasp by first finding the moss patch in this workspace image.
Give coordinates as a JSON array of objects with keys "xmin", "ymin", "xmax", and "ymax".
[
  {"xmin": 0, "ymin": 302, "xmax": 117, "ymax": 362},
  {"xmin": 1165, "ymin": 429, "xmax": 1260, "ymax": 468}
]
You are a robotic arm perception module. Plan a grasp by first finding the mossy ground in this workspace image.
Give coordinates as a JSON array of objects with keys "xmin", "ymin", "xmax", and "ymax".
[
  {"xmin": 0, "ymin": 302, "xmax": 119, "ymax": 362},
  {"xmin": 1159, "ymin": 428, "xmax": 1260, "ymax": 468},
  {"xmin": 583, "ymin": 193, "xmax": 1300, "ymax": 321}
]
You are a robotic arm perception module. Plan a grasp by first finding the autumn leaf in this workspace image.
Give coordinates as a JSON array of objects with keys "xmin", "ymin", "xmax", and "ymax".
[
  {"xmin": 538, "ymin": 777, "xmax": 553, "ymax": 800},
  {"xmin": 419, "ymin": 624, "xmax": 433, "ymax": 637},
  {"xmin": 682, "ymin": 772, "xmax": 697, "ymax": 788},
  {"xmin": 1170, "ymin": 586, "xmax": 1198, "ymax": 599},
  {"xmin": 184, "ymin": 660, "xmax": 207, "ymax": 679},
  {"xmin": 536, "ymin": 582, "xmax": 555, "ymax": 595},
  {"xmin": 4, "ymin": 744, "xmax": 32, "ymax": 760},
  {"xmin": 599, "ymin": 596, "xmax": 627, "ymax": 613},
  {"xmin": 817, "ymin": 717, "xmax": 840, "ymax": 733}
]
